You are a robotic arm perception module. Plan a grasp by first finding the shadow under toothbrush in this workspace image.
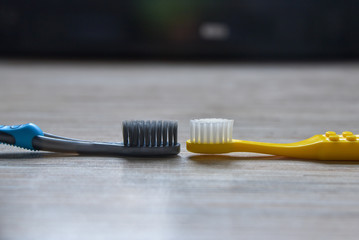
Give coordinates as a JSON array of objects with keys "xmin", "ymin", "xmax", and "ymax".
[
  {"xmin": 1, "ymin": 152, "xmax": 358, "ymax": 165},
  {"xmin": 188, "ymin": 154, "xmax": 359, "ymax": 165},
  {"xmin": 0, "ymin": 152, "xmax": 182, "ymax": 162},
  {"xmin": 0, "ymin": 152, "xmax": 77, "ymax": 160}
]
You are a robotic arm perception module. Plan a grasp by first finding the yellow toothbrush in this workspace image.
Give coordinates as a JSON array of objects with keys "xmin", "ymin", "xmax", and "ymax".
[{"xmin": 186, "ymin": 118, "xmax": 359, "ymax": 160}]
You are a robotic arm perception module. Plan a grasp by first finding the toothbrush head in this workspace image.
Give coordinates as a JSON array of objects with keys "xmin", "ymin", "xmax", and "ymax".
[
  {"xmin": 190, "ymin": 118, "xmax": 234, "ymax": 144},
  {"xmin": 122, "ymin": 120, "xmax": 180, "ymax": 156},
  {"xmin": 187, "ymin": 118, "xmax": 235, "ymax": 154}
]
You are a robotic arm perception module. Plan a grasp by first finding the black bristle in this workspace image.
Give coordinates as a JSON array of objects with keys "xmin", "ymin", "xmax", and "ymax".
[
  {"xmin": 129, "ymin": 122, "xmax": 135, "ymax": 146},
  {"xmin": 122, "ymin": 120, "xmax": 178, "ymax": 147},
  {"xmin": 151, "ymin": 121, "xmax": 156, "ymax": 147},
  {"xmin": 134, "ymin": 122, "xmax": 139, "ymax": 146},
  {"xmin": 139, "ymin": 121, "xmax": 144, "ymax": 147},
  {"xmin": 145, "ymin": 120, "xmax": 150, "ymax": 146},
  {"xmin": 168, "ymin": 122, "xmax": 173, "ymax": 146},
  {"xmin": 162, "ymin": 121, "xmax": 168, "ymax": 146},
  {"xmin": 123, "ymin": 121, "xmax": 128, "ymax": 146},
  {"xmin": 157, "ymin": 121, "xmax": 162, "ymax": 147},
  {"xmin": 173, "ymin": 122, "xmax": 178, "ymax": 145}
]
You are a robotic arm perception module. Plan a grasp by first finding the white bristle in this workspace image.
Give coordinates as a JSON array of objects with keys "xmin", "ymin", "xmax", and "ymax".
[{"xmin": 190, "ymin": 118, "xmax": 234, "ymax": 143}]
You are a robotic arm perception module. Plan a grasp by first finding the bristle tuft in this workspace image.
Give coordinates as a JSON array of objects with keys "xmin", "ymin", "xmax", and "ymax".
[
  {"xmin": 122, "ymin": 120, "xmax": 178, "ymax": 147},
  {"xmin": 190, "ymin": 118, "xmax": 234, "ymax": 144}
]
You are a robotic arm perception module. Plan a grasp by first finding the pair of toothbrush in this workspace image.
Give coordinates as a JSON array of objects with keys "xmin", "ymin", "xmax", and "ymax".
[
  {"xmin": 2, "ymin": 119, "xmax": 359, "ymax": 160},
  {"xmin": 186, "ymin": 118, "xmax": 359, "ymax": 160},
  {"xmin": 0, "ymin": 121, "xmax": 180, "ymax": 156}
]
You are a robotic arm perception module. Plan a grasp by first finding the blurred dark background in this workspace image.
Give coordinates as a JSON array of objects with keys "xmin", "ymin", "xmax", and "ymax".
[{"xmin": 1, "ymin": 0, "xmax": 359, "ymax": 59}]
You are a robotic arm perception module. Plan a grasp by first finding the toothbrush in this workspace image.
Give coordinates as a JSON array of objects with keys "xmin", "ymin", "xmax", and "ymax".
[
  {"xmin": 186, "ymin": 118, "xmax": 359, "ymax": 160},
  {"xmin": 0, "ymin": 121, "xmax": 180, "ymax": 156}
]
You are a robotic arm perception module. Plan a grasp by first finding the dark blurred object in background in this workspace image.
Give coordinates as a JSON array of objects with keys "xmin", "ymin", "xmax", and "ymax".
[{"xmin": 1, "ymin": 0, "xmax": 358, "ymax": 59}]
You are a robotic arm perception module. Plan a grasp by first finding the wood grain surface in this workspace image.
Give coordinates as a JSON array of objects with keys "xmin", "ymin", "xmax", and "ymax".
[{"xmin": 1, "ymin": 60, "xmax": 359, "ymax": 240}]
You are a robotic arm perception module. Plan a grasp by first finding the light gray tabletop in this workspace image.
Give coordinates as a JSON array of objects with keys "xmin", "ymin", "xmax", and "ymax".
[{"xmin": 1, "ymin": 60, "xmax": 359, "ymax": 240}]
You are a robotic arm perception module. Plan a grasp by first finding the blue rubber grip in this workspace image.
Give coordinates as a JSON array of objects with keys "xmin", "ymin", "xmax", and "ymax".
[{"xmin": 0, "ymin": 123, "xmax": 44, "ymax": 150}]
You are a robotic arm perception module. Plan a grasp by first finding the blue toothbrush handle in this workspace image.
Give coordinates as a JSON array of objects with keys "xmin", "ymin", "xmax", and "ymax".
[{"xmin": 0, "ymin": 123, "xmax": 44, "ymax": 150}]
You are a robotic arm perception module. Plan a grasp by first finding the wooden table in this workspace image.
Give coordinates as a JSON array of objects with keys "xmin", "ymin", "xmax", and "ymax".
[{"xmin": 1, "ymin": 60, "xmax": 359, "ymax": 240}]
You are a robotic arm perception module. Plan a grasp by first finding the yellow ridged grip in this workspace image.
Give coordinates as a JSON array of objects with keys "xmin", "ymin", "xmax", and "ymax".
[{"xmin": 186, "ymin": 132, "xmax": 359, "ymax": 160}]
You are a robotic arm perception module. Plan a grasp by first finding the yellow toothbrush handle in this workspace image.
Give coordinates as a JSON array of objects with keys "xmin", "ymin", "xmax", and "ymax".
[{"xmin": 230, "ymin": 137, "xmax": 323, "ymax": 160}]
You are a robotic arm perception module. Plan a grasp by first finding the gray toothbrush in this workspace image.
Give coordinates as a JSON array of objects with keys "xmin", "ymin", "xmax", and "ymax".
[{"xmin": 0, "ymin": 121, "xmax": 180, "ymax": 156}]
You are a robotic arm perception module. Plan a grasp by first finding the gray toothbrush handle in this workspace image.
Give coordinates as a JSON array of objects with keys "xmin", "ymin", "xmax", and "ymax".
[{"xmin": 32, "ymin": 136, "xmax": 180, "ymax": 156}]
